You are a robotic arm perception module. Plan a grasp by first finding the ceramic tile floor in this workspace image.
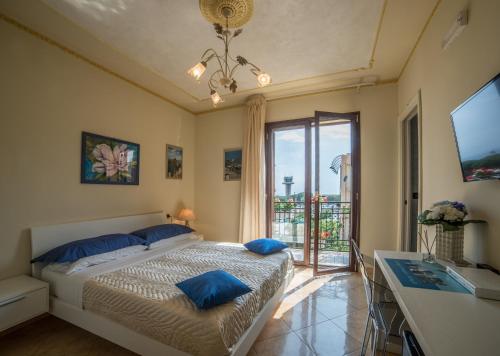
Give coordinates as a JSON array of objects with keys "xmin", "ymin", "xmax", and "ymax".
[
  {"xmin": 0, "ymin": 267, "xmax": 395, "ymax": 356},
  {"xmin": 248, "ymin": 267, "xmax": 372, "ymax": 356}
]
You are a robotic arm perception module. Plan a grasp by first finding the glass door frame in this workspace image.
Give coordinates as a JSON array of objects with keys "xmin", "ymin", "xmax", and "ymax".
[
  {"xmin": 312, "ymin": 111, "xmax": 361, "ymax": 276},
  {"xmin": 265, "ymin": 118, "xmax": 313, "ymax": 266},
  {"xmin": 265, "ymin": 112, "xmax": 360, "ymax": 274}
]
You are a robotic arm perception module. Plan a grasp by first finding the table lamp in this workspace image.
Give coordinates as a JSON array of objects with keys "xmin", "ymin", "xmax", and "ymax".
[{"xmin": 177, "ymin": 208, "xmax": 196, "ymax": 227}]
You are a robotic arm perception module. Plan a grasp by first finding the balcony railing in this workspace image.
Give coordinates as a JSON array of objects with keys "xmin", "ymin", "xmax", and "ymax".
[{"xmin": 272, "ymin": 200, "xmax": 351, "ymax": 253}]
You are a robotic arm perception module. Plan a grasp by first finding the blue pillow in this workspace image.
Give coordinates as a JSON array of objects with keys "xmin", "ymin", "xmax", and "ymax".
[
  {"xmin": 176, "ymin": 270, "xmax": 252, "ymax": 310},
  {"xmin": 244, "ymin": 238, "xmax": 288, "ymax": 255},
  {"xmin": 31, "ymin": 233, "xmax": 147, "ymax": 264},
  {"xmin": 131, "ymin": 224, "xmax": 193, "ymax": 244}
]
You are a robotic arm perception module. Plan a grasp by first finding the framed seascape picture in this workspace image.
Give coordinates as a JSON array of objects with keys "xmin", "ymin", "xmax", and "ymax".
[
  {"xmin": 81, "ymin": 132, "xmax": 140, "ymax": 185},
  {"xmin": 166, "ymin": 144, "xmax": 183, "ymax": 179},
  {"xmin": 224, "ymin": 148, "xmax": 242, "ymax": 181}
]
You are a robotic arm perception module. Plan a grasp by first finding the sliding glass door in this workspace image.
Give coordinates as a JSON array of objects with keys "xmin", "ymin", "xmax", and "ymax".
[{"xmin": 265, "ymin": 112, "xmax": 360, "ymax": 275}]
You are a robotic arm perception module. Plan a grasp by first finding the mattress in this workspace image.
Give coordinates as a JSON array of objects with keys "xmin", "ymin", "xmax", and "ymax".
[
  {"xmin": 42, "ymin": 266, "xmax": 87, "ymax": 306},
  {"xmin": 82, "ymin": 241, "xmax": 293, "ymax": 356},
  {"xmin": 41, "ymin": 233, "xmax": 199, "ymax": 306}
]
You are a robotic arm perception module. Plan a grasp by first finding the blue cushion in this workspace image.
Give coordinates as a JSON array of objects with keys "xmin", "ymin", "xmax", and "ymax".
[
  {"xmin": 176, "ymin": 270, "xmax": 252, "ymax": 310},
  {"xmin": 31, "ymin": 234, "xmax": 147, "ymax": 264},
  {"xmin": 244, "ymin": 238, "xmax": 288, "ymax": 255},
  {"xmin": 131, "ymin": 224, "xmax": 193, "ymax": 244}
]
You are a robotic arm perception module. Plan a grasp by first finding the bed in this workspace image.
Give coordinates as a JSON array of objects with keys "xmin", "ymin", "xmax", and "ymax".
[{"xmin": 30, "ymin": 212, "xmax": 293, "ymax": 356}]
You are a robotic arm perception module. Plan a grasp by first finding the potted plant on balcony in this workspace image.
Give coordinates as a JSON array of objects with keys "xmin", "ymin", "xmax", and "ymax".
[{"xmin": 417, "ymin": 201, "xmax": 485, "ymax": 264}]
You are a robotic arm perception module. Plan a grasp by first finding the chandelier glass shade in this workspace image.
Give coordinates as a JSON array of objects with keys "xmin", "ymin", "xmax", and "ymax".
[{"xmin": 187, "ymin": 10, "xmax": 271, "ymax": 107}]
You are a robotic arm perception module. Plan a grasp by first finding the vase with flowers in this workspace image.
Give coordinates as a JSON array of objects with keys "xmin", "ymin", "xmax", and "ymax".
[{"xmin": 417, "ymin": 201, "xmax": 485, "ymax": 264}]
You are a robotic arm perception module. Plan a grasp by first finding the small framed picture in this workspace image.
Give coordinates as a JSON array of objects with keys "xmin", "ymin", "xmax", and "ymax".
[
  {"xmin": 224, "ymin": 148, "xmax": 242, "ymax": 181},
  {"xmin": 81, "ymin": 132, "xmax": 140, "ymax": 185},
  {"xmin": 166, "ymin": 144, "xmax": 183, "ymax": 179}
]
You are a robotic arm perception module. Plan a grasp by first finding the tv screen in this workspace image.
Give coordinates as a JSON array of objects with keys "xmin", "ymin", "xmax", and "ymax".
[{"xmin": 451, "ymin": 73, "xmax": 500, "ymax": 182}]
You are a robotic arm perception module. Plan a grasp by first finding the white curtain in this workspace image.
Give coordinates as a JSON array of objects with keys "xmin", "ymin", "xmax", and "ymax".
[{"xmin": 239, "ymin": 94, "xmax": 266, "ymax": 243}]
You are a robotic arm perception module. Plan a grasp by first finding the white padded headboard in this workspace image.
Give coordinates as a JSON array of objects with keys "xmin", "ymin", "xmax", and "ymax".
[{"xmin": 31, "ymin": 211, "xmax": 166, "ymax": 260}]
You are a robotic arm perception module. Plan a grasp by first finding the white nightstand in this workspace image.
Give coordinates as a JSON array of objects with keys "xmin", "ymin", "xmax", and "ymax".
[{"xmin": 0, "ymin": 275, "xmax": 49, "ymax": 332}]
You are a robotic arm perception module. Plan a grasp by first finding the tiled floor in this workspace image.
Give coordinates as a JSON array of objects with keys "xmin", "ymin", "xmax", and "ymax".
[
  {"xmin": 249, "ymin": 267, "xmax": 370, "ymax": 356},
  {"xmin": 0, "ymin": 267, "xmax": 383, "ymax": 356}
]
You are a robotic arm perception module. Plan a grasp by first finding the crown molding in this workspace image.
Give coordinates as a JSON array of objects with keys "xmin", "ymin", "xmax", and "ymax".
[
  {"xmin": 209, "ymin": 65, "xmax": 373, "ymax": 102},
  {"xmin": 369, "ymin": 0, "xmax": 388, "ymax": 66},
  {"xmin": 397, "ymin": 0, "xmax": 442, "ymax": 80},
  {"xmin": 195, "ymin": 103, "xmax": 246, "ymax": 116},
  {"xmin": 194, "ymin": 79, "xmax": 398, "ymax": 116},
  {"xmin": 266, "ymin": 79, "xmax": 397, "ymax": 103}
]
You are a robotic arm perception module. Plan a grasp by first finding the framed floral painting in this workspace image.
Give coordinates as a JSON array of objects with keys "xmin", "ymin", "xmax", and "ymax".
[
  {"xmin": 166, "ymin": 144, "xmax": 183, "ymax": 179},
  {"xmin": 81, "ymin": 132, "xmax": 140, "ymax": 185}
]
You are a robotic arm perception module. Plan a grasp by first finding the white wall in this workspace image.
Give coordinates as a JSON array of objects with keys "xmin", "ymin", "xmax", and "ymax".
[
  {"xmin": 0, "ymin": 19, "xmax": 196, "ymax": 279},
  {"xmin": 398, "ymin": 0, "xmax": 500, "ymax": 265},
  {"xmin": 195, "ymin": 84, "xmax": 399, "ymax": 258},
  {"xmin": 194, "ymin": 108, "xmax": 244, "ymax": 242}
]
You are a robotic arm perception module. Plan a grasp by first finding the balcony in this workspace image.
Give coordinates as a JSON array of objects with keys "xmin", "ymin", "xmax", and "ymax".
[{"xmin": 272, "ymin": 199, "xmax": 351, "ymax": 267}]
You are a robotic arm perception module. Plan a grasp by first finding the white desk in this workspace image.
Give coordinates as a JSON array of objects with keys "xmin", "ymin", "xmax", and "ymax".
[{"xmin": 374, "ymin": 250, "xmax": 500, "ymax": 356}]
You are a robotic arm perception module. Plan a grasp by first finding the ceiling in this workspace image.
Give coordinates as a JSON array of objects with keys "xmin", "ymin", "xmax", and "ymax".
[{"xmin": 0, "ymin": 0, "xmax": 439, "ymax": 113}]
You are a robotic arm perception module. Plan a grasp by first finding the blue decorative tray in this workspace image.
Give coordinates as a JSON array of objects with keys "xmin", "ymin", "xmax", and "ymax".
[{"xmin": 385, "ymin": 258, "xmax": 470, "ymax": 294}]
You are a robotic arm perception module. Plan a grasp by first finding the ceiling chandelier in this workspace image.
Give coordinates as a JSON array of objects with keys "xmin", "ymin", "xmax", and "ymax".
[{"xmin": 187, "ymin": 0, "xmax": 271, "ymax": 107}]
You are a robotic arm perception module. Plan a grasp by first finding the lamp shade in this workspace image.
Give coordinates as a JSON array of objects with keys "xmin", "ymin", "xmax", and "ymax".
[
  {"xmin": 210, "ymin": 90, "xmax": 223, "ymax": 107},
  {"xmin": 187, "ymin": 62, "xmax": 206, "ymax": 80},
  {"xmin": 177, "ymin": 208, "xmax": 196, "ymax": 221},
  {"xmin": 256, "ymin": 72, "xmax": 271, "ymax": 87}
]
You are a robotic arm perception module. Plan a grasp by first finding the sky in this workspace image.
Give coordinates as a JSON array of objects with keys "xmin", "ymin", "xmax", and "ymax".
[
  {"xmin": 274, "ymin": 124, "xmax": 351, "ymax": 196},
  {"xmin": 453, "ymin": 77, "xmax": 500, "ymax": 161},
  {"xmin": 225, "ymin": 149, "xmax": 242, "ymax": 161}
]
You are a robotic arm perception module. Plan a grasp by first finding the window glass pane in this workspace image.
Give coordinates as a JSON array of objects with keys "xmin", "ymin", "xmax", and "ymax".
[{"xmin": 272, "ymin": 127, "xmax": 306, "ymax": 262}]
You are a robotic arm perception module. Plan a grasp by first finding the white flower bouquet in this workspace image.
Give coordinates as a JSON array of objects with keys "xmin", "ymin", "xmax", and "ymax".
[{"xmin": 418, "ymin": 201, "xmax": 485, "ymax": 231}]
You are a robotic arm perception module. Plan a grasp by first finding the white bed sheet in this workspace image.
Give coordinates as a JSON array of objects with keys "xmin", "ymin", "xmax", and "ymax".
[{"xmin": 40, "ymin": 233, "xmax": 198, "ymax": 307}]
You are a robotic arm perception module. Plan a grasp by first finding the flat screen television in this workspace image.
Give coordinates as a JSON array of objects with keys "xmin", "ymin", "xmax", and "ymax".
[{"xmin": 451, "ymin": 73, "xmax": 500, "ymax": 182}]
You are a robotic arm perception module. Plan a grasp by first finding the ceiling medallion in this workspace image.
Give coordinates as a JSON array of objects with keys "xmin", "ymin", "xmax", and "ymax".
[
  {"xmin": 199, "ymin": 0, "xmax": 253, "ymax": 28},
  {"xmin": 188, "ymin": 0, "xmax": 271, "ymax": 107}
]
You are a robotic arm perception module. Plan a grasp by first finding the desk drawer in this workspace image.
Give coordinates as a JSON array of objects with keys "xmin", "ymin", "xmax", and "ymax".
[{"xmin": 0, "ymin": 288, "xmax": 48, "ymax": 331}]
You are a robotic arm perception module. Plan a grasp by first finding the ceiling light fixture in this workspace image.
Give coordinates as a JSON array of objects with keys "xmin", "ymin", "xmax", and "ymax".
[{"xmin": 188, "ymin": 0, "xmax": 271, "ymax": 107}]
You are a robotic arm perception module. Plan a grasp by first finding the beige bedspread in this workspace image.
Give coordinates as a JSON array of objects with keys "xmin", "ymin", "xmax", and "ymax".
[{"xmin": 82, "ymin": 241, "xmax": 293, "ymax": 356}]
